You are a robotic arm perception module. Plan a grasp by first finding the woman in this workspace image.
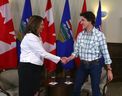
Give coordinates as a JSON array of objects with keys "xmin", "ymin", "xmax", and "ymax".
[{"xmin": 18, "ymin": 15, "xmax": 66, "ymax": 96}]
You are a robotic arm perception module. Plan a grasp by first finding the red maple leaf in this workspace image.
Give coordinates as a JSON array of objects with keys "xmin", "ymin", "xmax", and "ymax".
[{"xmin": 0, "ymin": 13, "xmax": 16, "ymax": 44}]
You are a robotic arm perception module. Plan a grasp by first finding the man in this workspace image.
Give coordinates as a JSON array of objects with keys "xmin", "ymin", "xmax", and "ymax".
[{"xmin": 67, "ymin": 11, "xmax": 113, "ymax": 96}]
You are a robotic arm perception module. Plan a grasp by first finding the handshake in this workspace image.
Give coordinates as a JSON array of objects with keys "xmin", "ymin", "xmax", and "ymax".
[{"xmin": 60, "ymin": 57, "xmax": 71, "ymax": 64}]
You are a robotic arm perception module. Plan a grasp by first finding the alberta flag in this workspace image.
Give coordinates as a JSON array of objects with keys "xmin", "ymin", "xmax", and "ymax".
[
  {"xmin": 17, "ymin": 0, "xmax": 32, "ymax": 61},
  {"xmin": 95, "ymin": 0, "xmax": 104, "ymax": 66},
  {"xmin": 56, "ymin": 0, "xmax": 74, "ymax": 70},
  {"xmin": 95, "ymin": 0, "xmax": 102, "ymax": 31},
  {"xmin": 0, "ymin": 0, "xmax": 17, "ymax": 69},
  {"xmin": 40, "ymin": 0, "xmax": 57, "ymax": 72}
]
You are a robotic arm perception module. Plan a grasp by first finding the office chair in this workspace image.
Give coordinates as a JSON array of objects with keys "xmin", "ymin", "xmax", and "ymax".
[{"xmin": 0, "ymin": 85, "xmax": 11, "ymax": 96}]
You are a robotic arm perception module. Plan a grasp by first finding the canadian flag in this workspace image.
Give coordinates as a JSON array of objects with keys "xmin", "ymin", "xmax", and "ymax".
[
  {"xmin": 75, "ymin": 0, "xmax": 87, "ymax": 39},
  {"xmin": 40, "ymin": 0, "xmax": 56, "ymax": 72},
  {"xmin": 75, "ymin": 0, "xmax": 87, "ymax": 67},
  {"xmin": 0, "ymin": 0, "xmax": 17, "ymax": 70}
]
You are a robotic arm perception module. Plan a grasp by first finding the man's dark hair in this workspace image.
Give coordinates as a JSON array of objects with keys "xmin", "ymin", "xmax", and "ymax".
[
  {"xmin": 80, "ymin": 11, "xmax": 95, "ymax": 26},
  {"xmin": 25, "ymin": 15, "xmax": 44, "ymax": 36}
]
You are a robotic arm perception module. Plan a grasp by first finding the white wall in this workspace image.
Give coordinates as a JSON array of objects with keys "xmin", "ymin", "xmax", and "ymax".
[{"xmin": 9, "ymin": 0, "xmax": 122, "ymax": 43}]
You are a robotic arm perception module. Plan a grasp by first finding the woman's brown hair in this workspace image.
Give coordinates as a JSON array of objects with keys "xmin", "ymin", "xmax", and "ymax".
[{"xmin": 25, "ymin": 15, "xmax": 44, "ymax": 36}]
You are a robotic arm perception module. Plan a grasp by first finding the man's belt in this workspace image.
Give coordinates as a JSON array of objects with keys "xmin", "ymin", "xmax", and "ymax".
[{"xmin": 81, "ymin": 59, "xmax": 99, "ymax": 64}]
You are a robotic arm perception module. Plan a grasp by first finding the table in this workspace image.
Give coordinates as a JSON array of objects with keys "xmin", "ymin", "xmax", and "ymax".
[{"xmin": 47, "ymin": 78, "xmax": 74, "ymax": 96}]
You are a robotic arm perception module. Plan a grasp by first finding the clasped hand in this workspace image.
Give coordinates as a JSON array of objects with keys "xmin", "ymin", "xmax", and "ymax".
[{"xmin": 60, "ymin": 57, "xmax": 70, "ymax": 64}]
